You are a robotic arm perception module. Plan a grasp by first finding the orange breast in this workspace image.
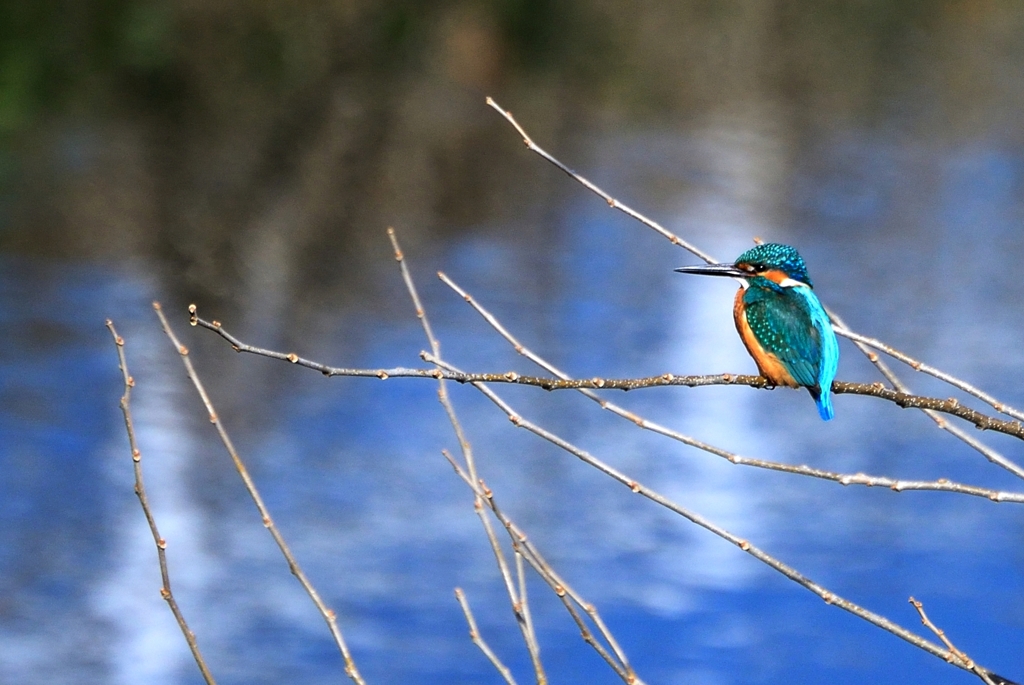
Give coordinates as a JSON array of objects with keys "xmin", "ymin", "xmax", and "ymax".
[{"xmin": 732, "ymin": 288, "xmax": 798, "ymax": 387}]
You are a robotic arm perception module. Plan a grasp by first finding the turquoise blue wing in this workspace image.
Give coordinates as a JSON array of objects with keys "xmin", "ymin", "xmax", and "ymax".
[
  {"xmin": 742, "ymin": 288, "xmax": 822, "ymax": 388},
  {"xmin": 743, "ymin": 285, "xmax": 839, "ymax": 420}
]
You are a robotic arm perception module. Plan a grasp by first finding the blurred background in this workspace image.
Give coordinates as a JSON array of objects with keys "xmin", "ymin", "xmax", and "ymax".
[{"xmin": 2, "ymin": 1, "xmax": 1024, "ymax": 683}]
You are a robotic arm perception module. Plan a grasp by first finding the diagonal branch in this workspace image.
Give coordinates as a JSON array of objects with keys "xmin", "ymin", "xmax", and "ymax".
[
  {"xmin": 485, "ymin": 98, "xmax": 717, "ymax": 265},
  {"xmin": 826, "ymin": 309, "xmax": 1024, "ymax": 482},
  {"xmin": 908, "ymin": 598, "xmax": 1011, "ymax": 685},
  {"xmin": 106, "ymin": 320, "xmax": 218, "ymax": 685},
  {"xmin": 153, "ymin": 303, "xmax": 367, "ymax": 685},
  {"xmin": 390, "ymin": 228, "xmax": 646, "ymax": 684},
  {"xmin": 834, "ymin": 327, "xmax": 1024, "ymax": 424},
  {"xmin": 386, "ymin": 229, "xmax": 545, "ymax": 684},
  {"xmin": 455, "ymin": 588, "xmax": 519, "ymax": 685},
  {"xmin": 441, "ymin": 451, "xmax": 640, "ymax": 683},
  {"xmin": 426, "ymin": 354, "xmax": 1001, "ymax": 680},
  {"xmin": 485, "ymin": 96, "xmax": 1023, "ymax": 479}
]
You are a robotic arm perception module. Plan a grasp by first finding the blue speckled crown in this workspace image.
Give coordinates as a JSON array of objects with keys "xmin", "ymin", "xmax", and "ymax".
[{"xmin": 735, "ymin": 243, "xmax": 812, "ymax": 286}]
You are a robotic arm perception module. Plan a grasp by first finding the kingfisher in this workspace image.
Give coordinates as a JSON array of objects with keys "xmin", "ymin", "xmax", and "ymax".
[{"xmin": 675, "ymin": 243, "xmax": 840, "ymax": 420}]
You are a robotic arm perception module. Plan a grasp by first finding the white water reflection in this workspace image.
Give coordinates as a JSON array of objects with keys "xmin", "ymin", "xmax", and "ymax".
[
  {"xmin": 659, "ymin": 120, "xmax": 794, "ymax": 597},
  {"xmin": 92, "ymin": 280, "xmax": 219, "ymax": 685}
]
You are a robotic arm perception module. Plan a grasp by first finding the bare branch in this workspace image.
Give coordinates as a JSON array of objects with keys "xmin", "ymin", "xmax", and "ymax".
[
  {"xmin": 387, "ymin": 229, "xmax": 545, "ymax": 684},
  {"xmin": 836, "ymin": 326, "xmax": 1024, "ymax": 423},
  {"xmin": 429, "ymin": 351, "xmax": 1000, "ymax": 677},
  {"xmin": 453, "ymin": 450, "xmax": 540, "ymax": 679},
  {"xmin": 434, "ymin": 272, "xmax": 1024, "ymax": 491},
  {"xmin": 106, "ymin": 320, "xmax": 218, "ymax": 685},
  {"xmin": 189, "ymin": 305, "xmax": 1024, "ymax": 445},
  {"xmin": 189, "ymin": 308, "xmax": 1024, "ymax": 501},
  {"xmin": 189, "ymin": 304, "xmax": 443, "ymax": 380},
  {"xmin": 454, "ymin": 588, "xmax": 519, "ymax": 685},
  {"xmin": 152, "ymin": 303, "xmax": 367, "ymax": 685},
  {"xmin": 442, "ymin": 452, "xmax": 641, "ymax": 684},
  {"xmin": 485, "ymin": 98, "xmax": 716, "ymax": 264},
  {"xmin": 514, "ymin": 552, "xmax": 539, "ymax": 664},
  {"xmin": 485, "ymin": 96, "xmax": 1022, "ymax": 479},
  {"xmin": 908, "ymin": 598, "xmax": 1003, "ymax": 685},
  {"xmin": 385, "ymin": 228, "xmax": 478, "ymax": 486},
  {"xmin": 827, "ymin": 310, "xmax": 1024, "ymax": 482},
  {"xmin": 390, "ymin": 227, "xmax": 645, "ymax": 683}
]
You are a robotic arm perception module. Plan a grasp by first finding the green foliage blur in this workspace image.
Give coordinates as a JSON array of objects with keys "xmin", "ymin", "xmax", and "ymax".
[{"xmin": 0, "ymin": 0, "xmax": 609, "ymax": 136}]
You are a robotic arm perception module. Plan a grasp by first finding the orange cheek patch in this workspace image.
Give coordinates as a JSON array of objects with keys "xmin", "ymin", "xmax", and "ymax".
[{"xmin": 760, "ymin": 269, "xmax": 790, "ymax": 285}]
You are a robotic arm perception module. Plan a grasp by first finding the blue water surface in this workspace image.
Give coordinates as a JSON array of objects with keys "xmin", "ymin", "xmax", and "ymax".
[{"xmin": 1, "ymin": 127, "xmax": 1023, "ymax": 685}]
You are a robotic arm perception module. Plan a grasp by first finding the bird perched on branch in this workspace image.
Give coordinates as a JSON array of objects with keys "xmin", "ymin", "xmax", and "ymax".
[{"xmin": 675, "ymin": 243, "xmax": 839, "ymax": 420}]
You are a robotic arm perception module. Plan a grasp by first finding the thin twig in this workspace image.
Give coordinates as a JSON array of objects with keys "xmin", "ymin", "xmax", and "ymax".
[
  {"xmin": 908, "ymin": 598, "xmax": 1001, "ymax": 685},
  {"xmin": 428, "ymin": 352, "xmax": 1004, "ymax": 678},
  {"xmin": 106, "ymin": 320, "xmax": 218, "ymax": 685},
  {"xmin": 485, "ymin": 98, "xmax": 716, "ymax": 264},
  {"xmin": 514, "ymin": 552, "xmax": 540, "ymax": 662},
  {"xmin": 441, "ymin": 452, "xmax": 640, "ymax": 683},
  {"xmin": 836, "ymin": 327, "xmax": 1024, "ymax": 423},
  {"xmin": 457, "ymin": 450, "xmax": 537, "ymax": 673},
  {"xmin": 827, "ymin": 309, "xmax": 1024, "ymax": 482},
  {"xmin": 385, "ymin": 228, "xmax": 479, "ymax": 485},
  {"xmin": 386, "ymin": 229, "xmax": 546, "ymax": 684},
  {"xmin": 469, "ymin": 474, "xmax": 545, "ymax": 673},
  {"xmin": 485, "ymin": 96, "xmax": 1022, "ymax": 479},
  {"xmin": 390, "ymin": 229, "xmax": 642, "ymax": 683},
  {"xmin": 152, "ymin": 303, "xmax": 367, "ymax": 685},
  {"xmin": 455, "ymin": 588, "xmax": 519, "ymax": 685}
]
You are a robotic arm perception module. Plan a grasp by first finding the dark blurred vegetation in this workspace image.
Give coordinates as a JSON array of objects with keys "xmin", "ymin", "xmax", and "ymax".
[
  {"xmin": 3, "ymin": 1, "xmax": 1024, "ymax": 311},
  {"xmin": 0, "ymin": 1, "xmax": 618, "ymax": 309}
]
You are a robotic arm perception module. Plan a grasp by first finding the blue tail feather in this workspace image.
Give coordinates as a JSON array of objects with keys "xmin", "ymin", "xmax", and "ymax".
[
  {"xmin": 789, "ymin": 286, "xmax": 840, "ymax": 421},
  {"xmin": 815, "ymin": 390, "xmax": 834, "ymax": 421}
]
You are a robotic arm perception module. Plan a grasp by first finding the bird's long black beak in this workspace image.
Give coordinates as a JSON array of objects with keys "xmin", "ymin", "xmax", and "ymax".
[{"xmin": 674, "ymin": 263, "xmax": 748, "ymax": 278}]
